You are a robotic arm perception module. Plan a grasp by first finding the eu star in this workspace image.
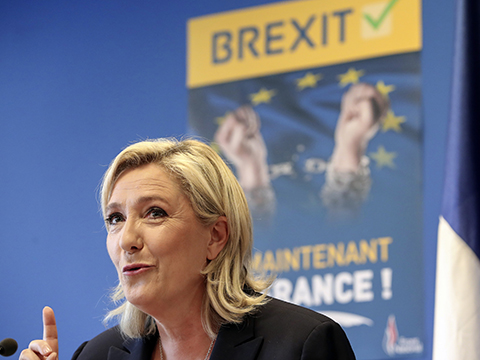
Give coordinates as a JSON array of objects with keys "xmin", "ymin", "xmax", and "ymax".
[
  {"xmin": 369, "ymin": 145, "xmax": 397, "ymax": 168},
  {"xmin": 296, "ymin": 72, "xmax": 323, "ymax": 90},
  {"xmin": 382, "ymin": 110, "xmax": 406, "ymax": 132},
  {"xmin": 210, "ymin": 142, "xmax": 221, "ymax": 154},
  {"xmin": 215, "ymin": 111, "xmax": 231, "ymax": 125},
  {"xmin": 376, "ymin": 80, "xmax": 395, "ymax": 98},
  {"xmin": 250, "ymin": 87, "xmax": 277, "ymax": 106},
  {"xmin": 338, "ymin": 68, "xmax": 365, "ymax": 87}
]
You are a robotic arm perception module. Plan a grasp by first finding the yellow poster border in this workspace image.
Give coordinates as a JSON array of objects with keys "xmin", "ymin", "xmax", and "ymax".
[{"xmin": 187, "ymin": 0, "xmax": 421, "ymax": 88}]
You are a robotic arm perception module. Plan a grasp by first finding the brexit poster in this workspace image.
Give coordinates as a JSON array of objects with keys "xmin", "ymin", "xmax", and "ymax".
[{"xmin": 187, "ymin": 0, "xmax": 423, "ymax": 358}]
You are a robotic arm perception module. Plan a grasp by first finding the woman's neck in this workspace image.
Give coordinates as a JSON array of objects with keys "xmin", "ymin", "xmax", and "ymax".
[
  {"xmin": 149, "ymin": 287, "xmax": 215, "ymax": 360},
  {"xmin": 154, "ymin": 317, "xmax": 215, "ymax": 360}
]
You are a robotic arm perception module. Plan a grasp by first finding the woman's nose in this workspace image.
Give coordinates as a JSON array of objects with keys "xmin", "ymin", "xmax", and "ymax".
[{"xmin": 119, "ymin": 219, "xmax": 143, "ymax": 253}]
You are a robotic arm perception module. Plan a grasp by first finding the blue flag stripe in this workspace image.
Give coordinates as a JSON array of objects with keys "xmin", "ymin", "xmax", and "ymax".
[{"xmin": 441, "ymin": 0, "xmax": 480, "ymax": 259}]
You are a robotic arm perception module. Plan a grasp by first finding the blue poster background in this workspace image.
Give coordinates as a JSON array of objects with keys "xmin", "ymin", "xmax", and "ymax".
[{"xmin": 189, "ymin": 52, "xmax": 424, "ymax": 359}]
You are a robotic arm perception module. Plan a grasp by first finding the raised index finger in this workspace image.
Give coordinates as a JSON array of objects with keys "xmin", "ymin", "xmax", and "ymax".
[{"xmin": 42, "ymin": 306, "xmax": 59, "ymax": 355}]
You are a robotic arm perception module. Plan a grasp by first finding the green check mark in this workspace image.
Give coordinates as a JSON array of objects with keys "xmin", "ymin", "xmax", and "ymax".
[{"xmin": 364, "ymin": 0, "xmax": 399, "ymax": 30}]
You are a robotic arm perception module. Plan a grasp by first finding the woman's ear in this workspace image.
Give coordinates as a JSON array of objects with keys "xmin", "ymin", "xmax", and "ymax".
[{"xmin": 207, "ymin": 216, "xmax": 229, "ymax": 260}]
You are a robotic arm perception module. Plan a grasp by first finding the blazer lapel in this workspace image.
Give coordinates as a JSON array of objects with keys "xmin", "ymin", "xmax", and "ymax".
[
  {"xmin": 210, "ymin": 315, "xmax": 263, "ymax": 360},
  {"xmin": 107, "ymin": 334, "xmax": 157, "ymax": 360},
  {"xmin": 104, "ymin": 317, "xmax": 262, "ymax": 360}
]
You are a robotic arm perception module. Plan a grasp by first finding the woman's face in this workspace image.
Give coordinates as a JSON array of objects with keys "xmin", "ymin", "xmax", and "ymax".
[{"xmin": 105, "ymin": 163, "xmax": 215, "ymax": 313}]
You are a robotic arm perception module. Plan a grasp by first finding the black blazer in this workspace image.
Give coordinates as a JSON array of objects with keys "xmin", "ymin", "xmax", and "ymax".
[{"xmin": 72, "ymin": 298, "xmax": 356, "ymax": 360}]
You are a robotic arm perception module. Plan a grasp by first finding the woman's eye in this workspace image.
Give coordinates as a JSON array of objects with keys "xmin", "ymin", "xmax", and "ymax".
[
  {"xmin": 105, "ymin": 213, "xmax": 124, "ymax": 226},
  {"xmin": 147, "ymin": 207, "xmax": 167, "ymax": 219}
]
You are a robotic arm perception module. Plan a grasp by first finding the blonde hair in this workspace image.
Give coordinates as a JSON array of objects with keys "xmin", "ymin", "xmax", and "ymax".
[{"xmin": 101, "ymin": 138, "xmax": 271, "ymax": 339}]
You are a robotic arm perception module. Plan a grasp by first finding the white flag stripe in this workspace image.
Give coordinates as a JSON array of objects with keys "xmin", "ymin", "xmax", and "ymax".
[{"xmin": 433, "ymin": 216, "xmax": 480, "ymax": 360}]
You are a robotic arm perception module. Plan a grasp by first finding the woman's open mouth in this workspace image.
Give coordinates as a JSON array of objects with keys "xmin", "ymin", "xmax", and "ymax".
[{"xmin": 122, "ymin": 263, "xmax": 153, "ymax": 276}]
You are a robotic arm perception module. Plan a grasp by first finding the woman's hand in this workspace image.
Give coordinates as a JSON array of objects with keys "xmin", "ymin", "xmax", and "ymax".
[{"xmin": 19, "ymin": 307, "xmax": 58, "ymax": 360}]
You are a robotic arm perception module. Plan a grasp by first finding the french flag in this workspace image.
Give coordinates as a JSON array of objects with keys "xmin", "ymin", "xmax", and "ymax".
[{"xmin": 433, "ymin": 0, "xmax": 480, "ymax": 358}]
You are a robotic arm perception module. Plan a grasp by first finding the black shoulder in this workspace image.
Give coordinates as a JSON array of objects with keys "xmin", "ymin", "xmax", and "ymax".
[
  {"xmin": 71, "ymin": 326, "xmax": 157, "ymax": 360},
  {"xmin": 252, "ymin": 297, "xmax": 356, "ymax": 359},
  {"xmin": 301, "ymin": 320, "xmax": 356, "ymax": 360},
  {"xmin": 257, "ymin": 297, "xmax": 339, "ymax": 328},
  {"xmin": 71, "ymin": 326, "xmax": 125, "ymax": 360}
]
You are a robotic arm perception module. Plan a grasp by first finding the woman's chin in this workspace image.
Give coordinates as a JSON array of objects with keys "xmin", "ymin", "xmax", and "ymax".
[{"xmin": 124, "ymin": 288, "xmax": 156, "ymax": 309}]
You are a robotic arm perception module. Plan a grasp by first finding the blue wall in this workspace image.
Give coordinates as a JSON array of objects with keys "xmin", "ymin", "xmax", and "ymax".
[{"xmin": 0, "ymin": 0, "xmax": 455, "ymax": 359}]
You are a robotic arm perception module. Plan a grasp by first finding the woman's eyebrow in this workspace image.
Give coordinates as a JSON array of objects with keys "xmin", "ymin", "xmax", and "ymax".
[
  {"xmin": 105, "ymin": 202, "xmax": 121, "ymax": 215},
  {"xmin": 135, "ymin": 195, "xmax": 168, "ymax": 206},
  {"xmin": 105, "ymin": 196, "xmax": 169, "ymax": 214}
]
